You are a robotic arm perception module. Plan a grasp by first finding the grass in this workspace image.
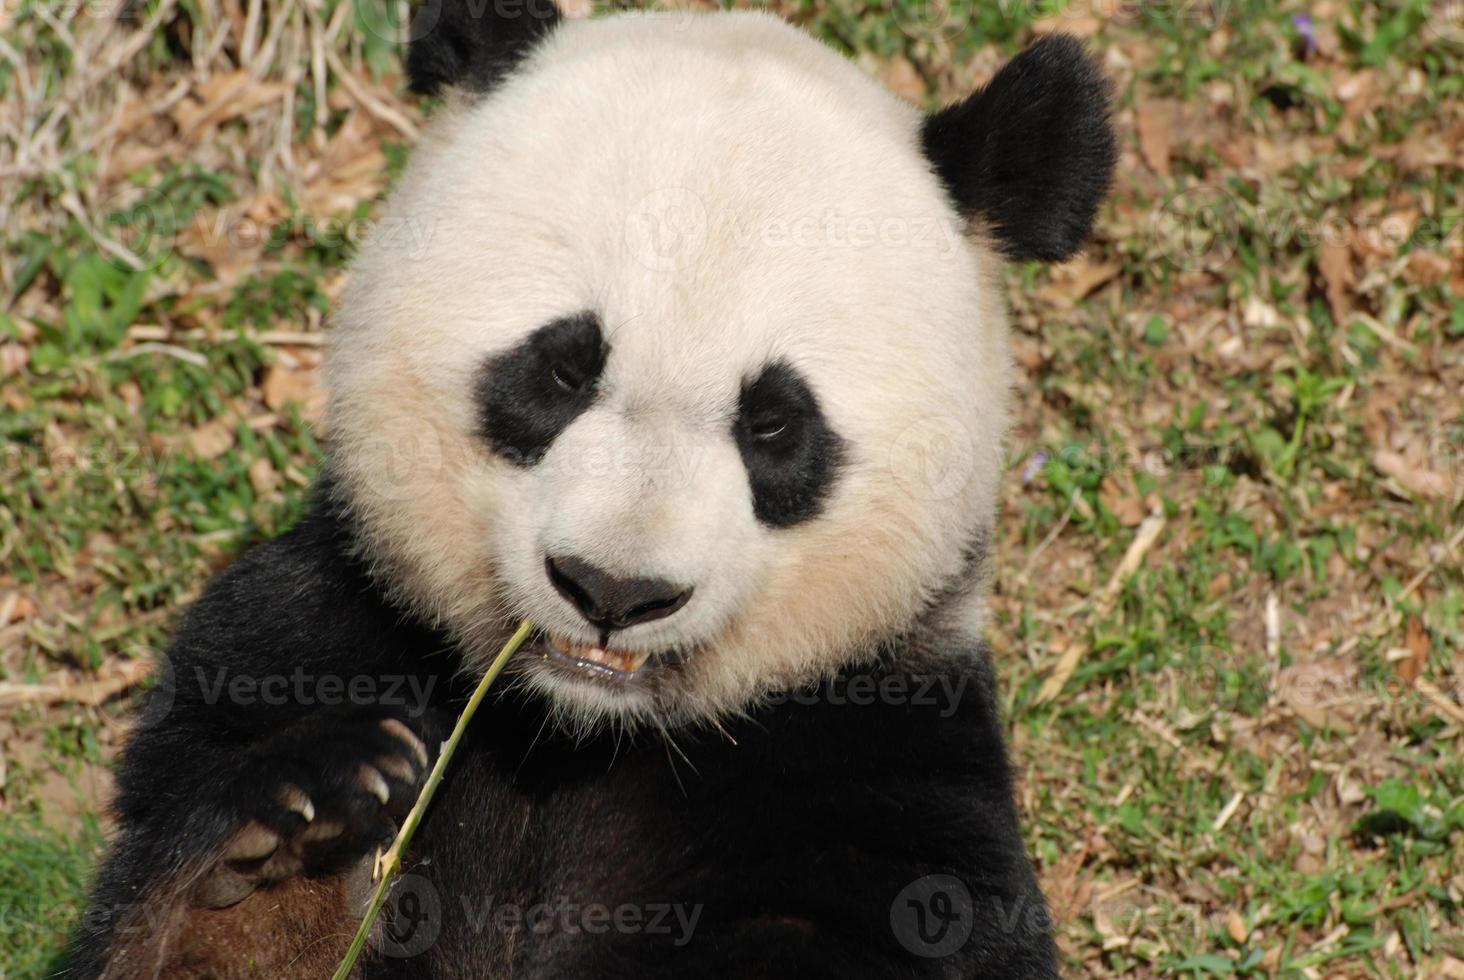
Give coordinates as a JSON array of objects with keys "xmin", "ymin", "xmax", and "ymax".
[
  {"xmin": 2, "ymin": 0, "xmax": 1462, "ymax": 977},
  {"xmin": 0, "ymin": 816, "xmax": 103, "ymax": 978}
]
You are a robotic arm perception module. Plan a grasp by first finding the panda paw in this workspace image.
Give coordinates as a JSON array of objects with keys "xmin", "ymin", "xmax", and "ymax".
[{"xmin": 191, "ymin": 713, "xmax": 433, "ymax": 909}]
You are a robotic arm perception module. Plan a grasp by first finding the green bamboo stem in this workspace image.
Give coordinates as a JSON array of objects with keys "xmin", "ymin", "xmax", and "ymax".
[{"xmin": 332, "ymin": 618, "xmax": 535, "ymax": 980}]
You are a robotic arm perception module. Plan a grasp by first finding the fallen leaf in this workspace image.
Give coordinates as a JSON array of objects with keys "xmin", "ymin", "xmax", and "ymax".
[
  {"xmin": 1, "ymin": 343, "xmax": 28, "ymax": 376},
  {"xmin": 187, "ymin": 418, "xmax": 236, "ymax": 460},
  {"xmin": 1012, "ymin": 336, "xmax": 1045, "ymax": 373},
  {"xmin": 0, "ymin": 593, "xmax": 37, "ymax": 624},
  {"xmin": 1398, "ymin": 617, "xmax": 1430, "ymax": 686},
  {"xmin": 172, "ymin": 70, "xmax": 288, "ymax": 137},
  {"xmin": 1372, "ymin": 449, "xmax": 1456, "ymax": 499},
  {"xmin": 248, "ymin": 457, "xmax": 281, "ymax": 496},
  {"xmin": 878, "ymin": 56, "xmax": 927, "ymax": 101},
  {"xmin": 1226, "ymin": 910, "xmax": 1248, "ymax": 944},
  {"xmin": 1100, "ymin": 473, "xmax": 1146, "ymax": 527},
  {"xmin": 180, "ymin": 207, "xmax": 266, "ymax": 287},
  {"xmin": 1334, "ymin": 68, "xmax": 1378, "ymax": 121},
  {"xmin": 1032, "ymin": 12, "xmax": 1102, "ymax": 38},
  {"xmin": 1405, "ymin": 250, "xmax": 1450, "ymax": 286},
  {"xmin": 1135, "ymin": 102, "xmax": 1173, "ymax": 176},
  {"xmin": 261, "ymin": 365, "xmax": 326, "ymax": 422},
  {"xmin": 1039, "ymin": 258, "xmax": 1122, "ymax": 307},
  {"xmin": 1242, "ymin": 295, "xmax": 1283, "ymax": 329},
  {"xmin": 1274, "ymin": 657, "xmax": 1358, "ymax": 732}
]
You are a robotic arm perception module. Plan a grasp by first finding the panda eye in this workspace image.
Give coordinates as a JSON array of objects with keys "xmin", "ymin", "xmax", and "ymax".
[
  {"xmin": 549, "ymin": 363, "xmax": 589, "ymax": 393},
  {"xmin": 748, "ymin": 412, "xmax": 789, "ymax": 442}
]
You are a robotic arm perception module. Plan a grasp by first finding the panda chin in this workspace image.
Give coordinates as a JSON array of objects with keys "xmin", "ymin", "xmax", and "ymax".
[{"xmin": 537, "ymin": 630, "xmax": 681, "ymax": 683}]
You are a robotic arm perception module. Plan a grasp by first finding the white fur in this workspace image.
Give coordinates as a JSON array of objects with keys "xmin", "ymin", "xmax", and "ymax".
[{"xmin": 327, "ymin": 11, "xmax": 1011, "ymax": 728}]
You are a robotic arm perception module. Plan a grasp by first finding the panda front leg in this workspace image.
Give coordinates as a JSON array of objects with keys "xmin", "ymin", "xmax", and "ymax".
[{"xmin": 70, "ymin": 706, "xmax": 436, "ymax": 979}]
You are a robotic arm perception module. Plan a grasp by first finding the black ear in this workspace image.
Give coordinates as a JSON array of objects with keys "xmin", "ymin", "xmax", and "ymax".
[
  {"xmin": 921, "ymin": 35, "xmax": 1115, "ymax": 263},
  {"xmin": 406, "ymin": 0, "xmax": 561, "ymax": 97}
]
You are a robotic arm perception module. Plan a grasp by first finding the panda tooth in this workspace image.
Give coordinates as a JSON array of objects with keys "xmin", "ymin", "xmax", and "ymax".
[
  {"xmin": 619, "ymin": 650, "xmax": 651, "ymax": 672},
  {"xmin": 547, "ymin": 633, "xmax": 652, "ymax": 673}
]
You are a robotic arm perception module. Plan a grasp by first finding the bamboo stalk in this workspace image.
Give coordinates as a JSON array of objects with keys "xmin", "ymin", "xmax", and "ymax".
[{"xmin": 332, "ymin": 619, "xmax": 535, "ymax": 980}]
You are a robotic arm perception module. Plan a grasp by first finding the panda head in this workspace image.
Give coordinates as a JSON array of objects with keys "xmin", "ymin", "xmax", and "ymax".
[{"xmin": 327, "ymin": 4, "xmax": 1114, "ymax": 731}]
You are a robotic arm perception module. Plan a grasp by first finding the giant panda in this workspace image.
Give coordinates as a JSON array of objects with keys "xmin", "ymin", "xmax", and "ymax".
[{"xmin": 69, "ymin": 4, "xmax": 1114, "ymax": 977}]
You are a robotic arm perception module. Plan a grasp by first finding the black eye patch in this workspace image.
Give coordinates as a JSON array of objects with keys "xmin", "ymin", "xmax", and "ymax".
[
  {"xmin": 734, "ymin": 362, "xmax": 845, "ymax": 528},
  {"xmin": 475, "ymin": 312, "xmax": 607, "ymax": 466}
]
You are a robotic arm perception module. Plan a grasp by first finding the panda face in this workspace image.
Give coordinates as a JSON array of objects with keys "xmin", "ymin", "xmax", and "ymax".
[{"xmin": 327, "ymin": 12, "xmax": 1112, "ymax": 729}]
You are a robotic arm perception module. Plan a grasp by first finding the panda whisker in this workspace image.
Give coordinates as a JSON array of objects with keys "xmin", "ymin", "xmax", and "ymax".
[
  {"xmin": 602, "ymin": 310, "xmax": 644, "ymax": 341},
  {"xmin": 703, "ymin": 712, "xmax": 738, "ymax": 747},
  {"xmin": 655, "ymin": 719, "xmax": 692, "ymax": 799},
  {"xmin": 516, "ymin": 712, "xmax": 554, "ymax": 778}
]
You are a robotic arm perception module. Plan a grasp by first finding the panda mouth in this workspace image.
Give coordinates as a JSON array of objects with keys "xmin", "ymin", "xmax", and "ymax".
[{"xmin": 538, "ymin": 631, "xmax": 676, "ymax": 680}]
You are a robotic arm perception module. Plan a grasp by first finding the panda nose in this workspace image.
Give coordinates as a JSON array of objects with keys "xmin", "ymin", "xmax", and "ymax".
[{"xmin": 545, "ymin": 555, "xmax": 693, "ymax": 631}]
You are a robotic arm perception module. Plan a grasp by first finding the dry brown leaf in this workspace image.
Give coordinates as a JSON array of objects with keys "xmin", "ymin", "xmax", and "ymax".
[
  {"xmin": 1225, "ymin": 910, "xmax": 1248, "ymax": 944},
  {"xmin": 1, "ymin": 593, "xmax": 37, "ymax": 624},
  {"xmin": 1398, "ymin": 617, "xmax": 1430, "ymax": 686},
  {"xmin": 180, "ymin": 208, "xmax": 266, "ymax": 287},
  {"xmin": 172, "ymin": 70, "xmax": 289, "ymax": 137},
  {"xmin": 1275, "ymin": 657, "xmax": 1360, "ymax": 732},
  {"xmin": 1253, "ymin": 138, "xmax": 1314, "ymax": 174},
  {"xmin": 1318, "ymin": 242, "xmax": 1353, "ymax": 324},
  {"xmin": 1242, "ymin": 295, "xmax": 1283, "ymax": 329},
  {"xmin": 1012, "ymin": 337, "xmax": 1045, "ymax": 373},
  {"xmin": 1100, "ymin": 473, "xmax": 1146, "ymax": 527},
  {"xmin": 1334, "ymin": 69, "xmax": 1378, "ymax": 121},
  {"xmin": 187, "ymin": 418, "xmax": 236, "ymax": 460},
  {"xmin": 1135, "ymin": 102, "xmax": 1173, "ymax": 176},
  {"xmin": 248, "ymin": 457, "xmax": 281, "ymax": 496},
  {"xmin": 1372, "ymin": 449, "xmax": 1456, "ymax": 499},
  {"xmin": 1039, "ymin": 258, "xmax": 1122, "ymax": 308},
  {"xmin": 1400, "ymin": 132, "xmax": 1455, "ymax": 171},
  {"xmin": 1, "ymin": 342, "xmax": 28, "ymax": 376},
  {"xmin": 1032, "ymin": 12, "xmax": 1102, "ymax": 38},
  {"xmin": 1405, "ymin": 250, "xmax": 1450, "ymax": 286},
  {"xmin": 245, "ymin": 193, "xmax": 287, "ymax": 226},
  {"xmin": 878, "ymin": 56, "xmax": 927, "ymax": 101},
  {"xmin": 261, "ymin": 365, "xmax": 326, "ymax": 422}
]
